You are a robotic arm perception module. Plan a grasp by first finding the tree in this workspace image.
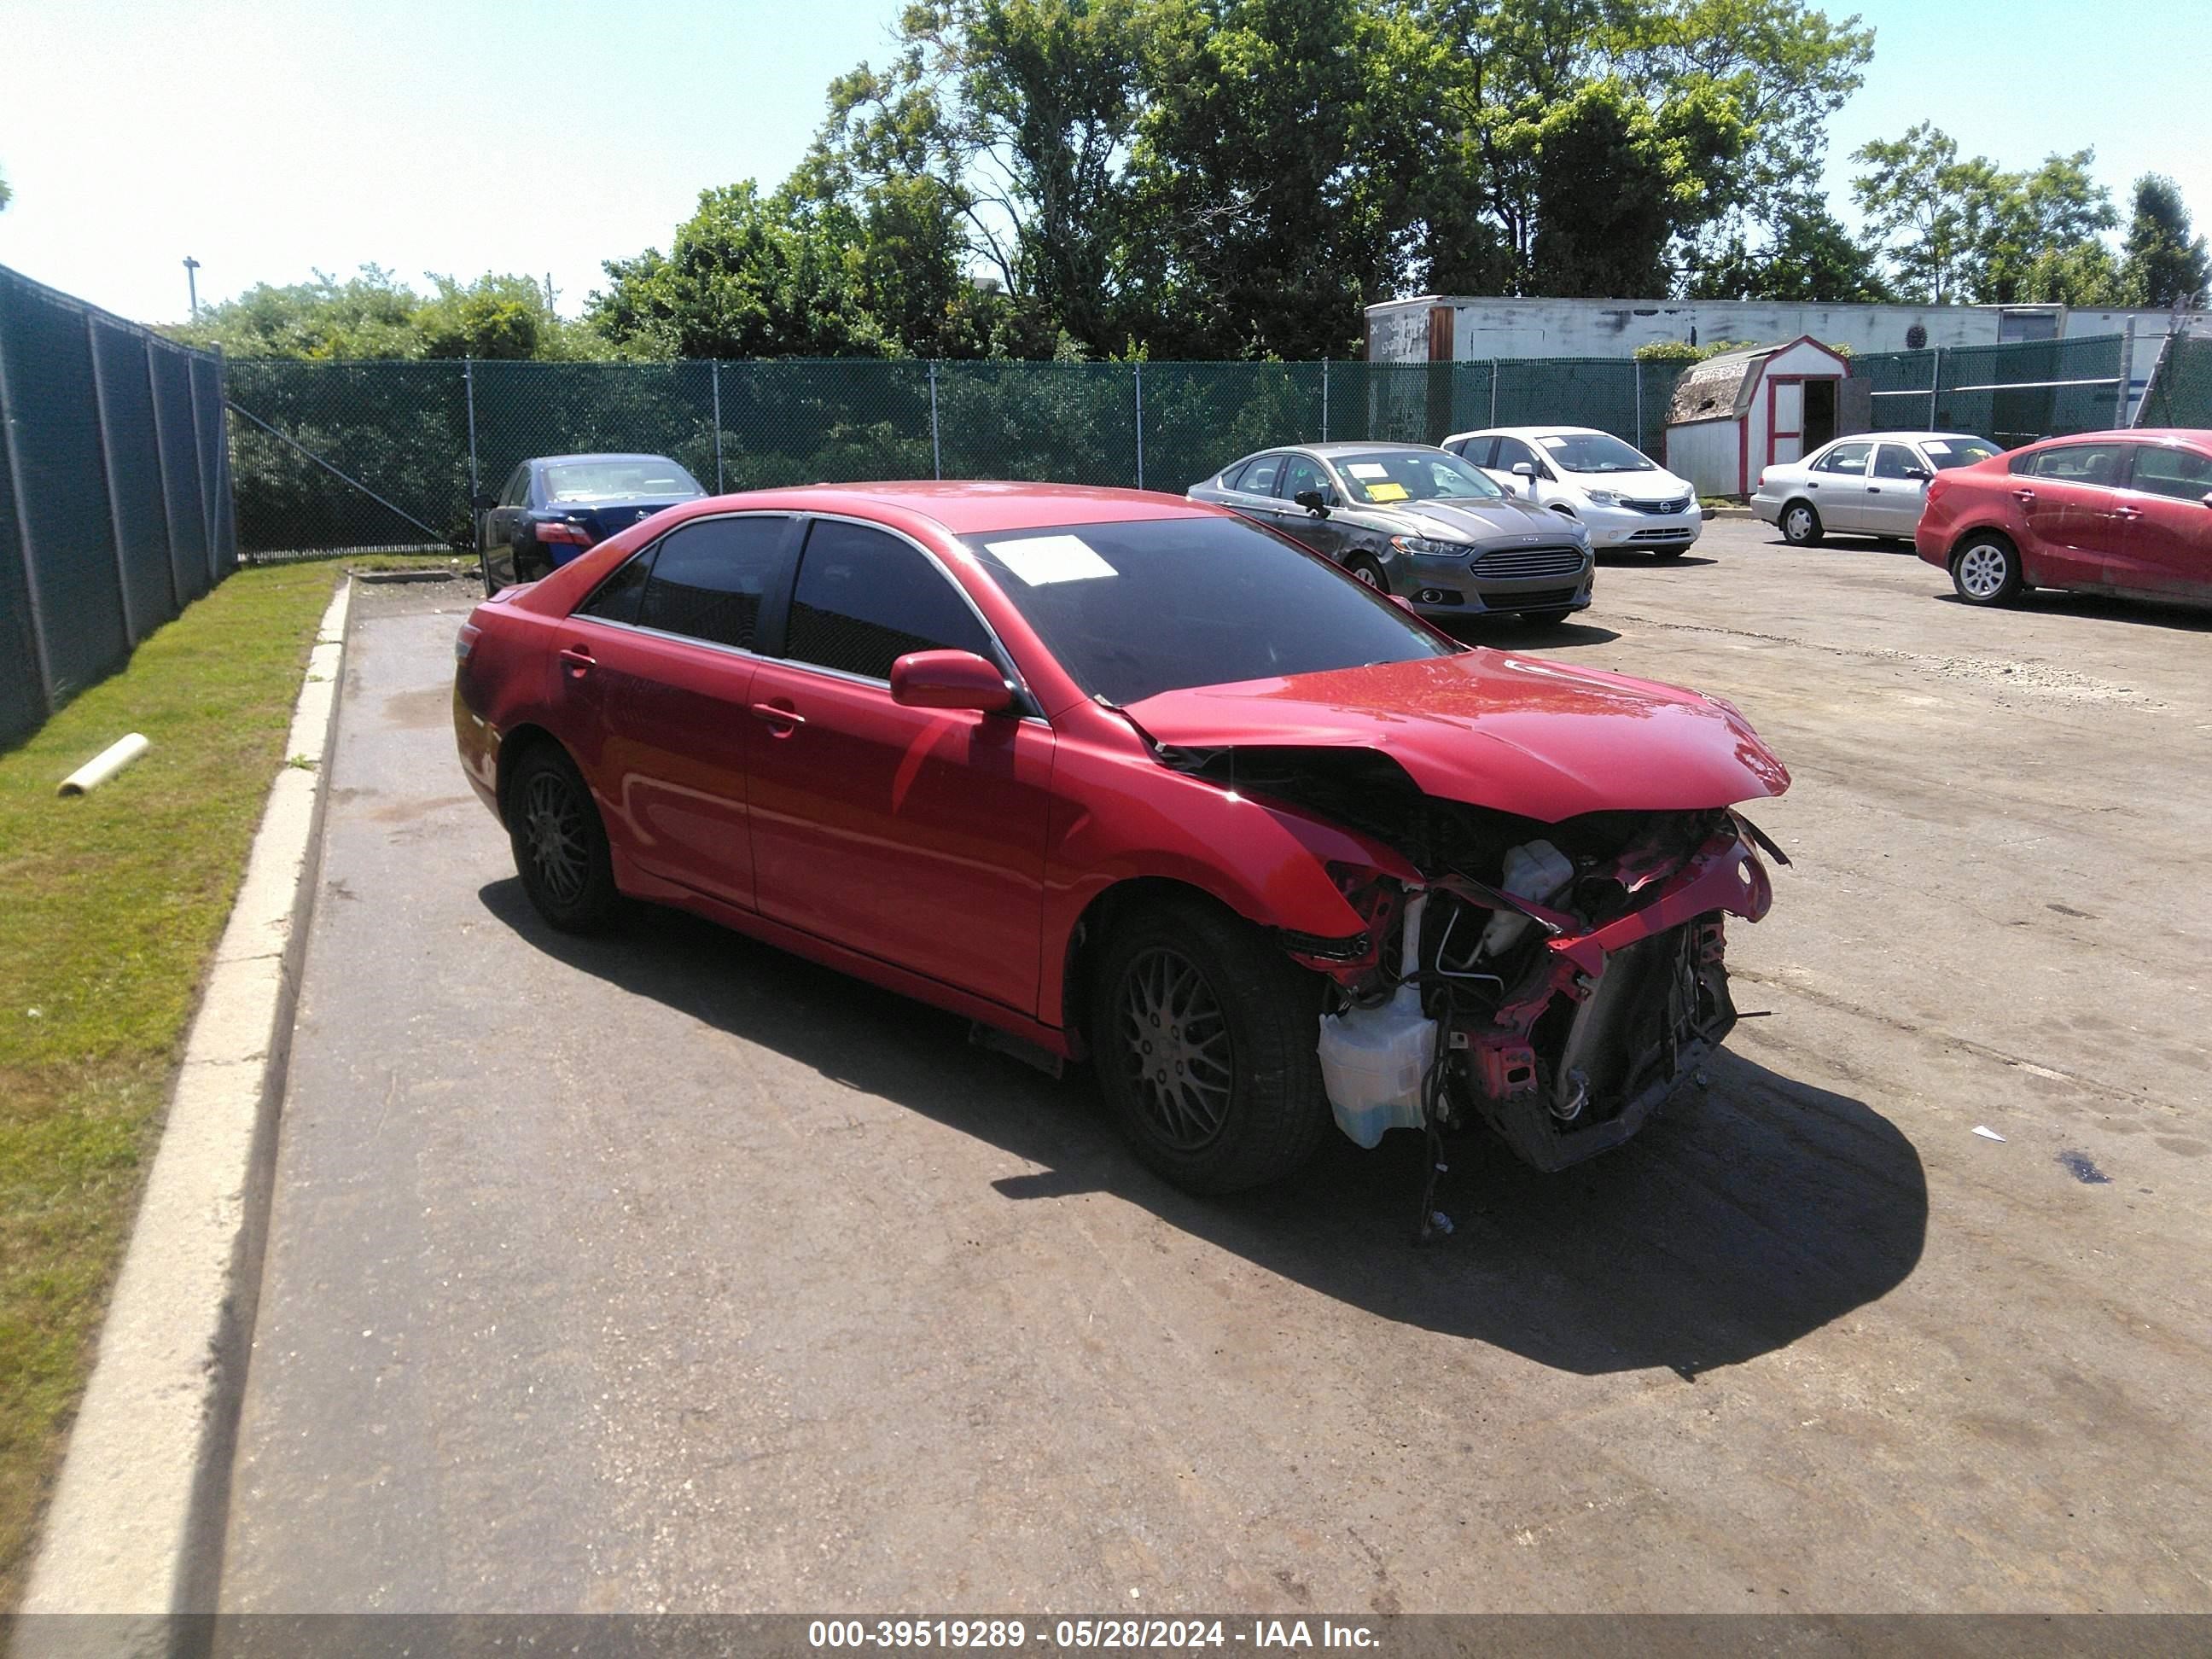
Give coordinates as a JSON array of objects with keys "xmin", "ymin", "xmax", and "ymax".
[
  {"xmin": 1685, "ymin": 198, "xmax": 1890, "ymax": 301},
  {"xmin": 1123, "ymin": 0, "xmax": 1431, "ymax": 355},
  {"xmin": 1413, "ymin": 0, "xmax": 1870, "ymax": 298},
  {"xmin": 2119, "ymin": 174, "xmax": 2209, "ymax": 309},
  {"xmin": 173, "ymin": 265, "xmax": 618, "ymax": 359},
  {"xmin": 1852, "ymin": 125, "xmax": 2119, "ymax": 306}
]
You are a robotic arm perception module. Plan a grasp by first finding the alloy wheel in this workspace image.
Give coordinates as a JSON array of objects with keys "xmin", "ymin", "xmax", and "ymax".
[
  {"xmin": 523, "ymin": 771, "xmax": 589, "ymax": 905},
  {"xmin": 1958, "ymin": 543, "xmax": 2010, "ymax": 599},
  {"xmin": 1118, "ymin": 946, "xmax": 1235, "ymax": 1150}
]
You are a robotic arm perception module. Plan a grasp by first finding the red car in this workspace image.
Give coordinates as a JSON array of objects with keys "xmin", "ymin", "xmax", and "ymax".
[
  {"xmin": 1917, "ymin": 428, "xmax": 2212, "ymax": 608},
  {"xmin": 454, "ymin": 483, "xmax": 1790, "ymax": 1195}
]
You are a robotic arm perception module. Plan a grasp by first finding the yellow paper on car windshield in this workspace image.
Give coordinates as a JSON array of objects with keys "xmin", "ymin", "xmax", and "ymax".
[{"xmin": 1365, "ymin": 480, "xmax": 1409, "ymax": 502}]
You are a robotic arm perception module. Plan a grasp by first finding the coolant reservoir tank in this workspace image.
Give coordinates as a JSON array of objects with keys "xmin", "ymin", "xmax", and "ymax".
[{"xmin": 1478, "ymin": 839, "xmax": 1575, "ymax": 958}]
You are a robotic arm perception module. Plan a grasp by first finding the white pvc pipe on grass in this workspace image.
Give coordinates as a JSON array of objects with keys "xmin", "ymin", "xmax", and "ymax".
[{"xmin": 57, "ymin": 732, "xmax": 149, "ymax": 796}]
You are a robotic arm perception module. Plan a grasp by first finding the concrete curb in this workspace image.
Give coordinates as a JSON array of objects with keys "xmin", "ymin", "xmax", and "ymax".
[{"xmin": 19, "ymin": 579, "xmax": 352, "ymax": 1621}]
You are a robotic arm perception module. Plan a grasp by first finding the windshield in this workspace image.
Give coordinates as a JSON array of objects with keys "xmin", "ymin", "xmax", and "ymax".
[
  {"xmin": 1534, "ymin": 432, "xmax": 1658, "ymax": 474},
  {"xmin": 1922, "ymin": 437, "xmax": 2000, "ymax": 471},
  {"xmin": 543, "ymin": 459, "xmax": 703, "ymax": 503},
  {"xmin": 1330, "ymin": 450, "xmax": 1505, "ymax": 506},
  {"xmin": 967, "ymin": 515, "xmax": 1458, "ymax": 707}
]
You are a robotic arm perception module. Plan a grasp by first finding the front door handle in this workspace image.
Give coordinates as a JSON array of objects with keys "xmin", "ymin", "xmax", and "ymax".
[
  {"xmin": 750, "ymin": 701, "xmax": 806, "ymax": 733},
  {"xmin": 2108, "ymin": 505, "xmax": 2143, "ymax": 521},
  {"xmin": 557, "ymin": 644, "xmax": 594, "ymax": 678},
  {"xmin": 1867, "ymin": 486, "xmax": 1883, "ymax": 494}
]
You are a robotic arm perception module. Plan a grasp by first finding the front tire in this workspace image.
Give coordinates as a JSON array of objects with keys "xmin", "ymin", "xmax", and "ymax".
[
  {"xmin": 508, "ymin": 744, "xmax": 620, "ymax": 932},
  {"xmin": 1951, "ymin": 533, "xmax": 2023, "ymax": 606},
  {"xmin": 1089, "ymin": 897, "xmax": 1330, "ymax": 1194},
  {"xmin": 1344, "ymin": 553, "xmax": 1389, "ymax": 593},
  {"xmin": 1781, "ymin": 501, "xmax": 1823, "ymax": 545},
  {"xmin": 1650, "ymin": 544, "xmax": 1690, "ymax": 562}
]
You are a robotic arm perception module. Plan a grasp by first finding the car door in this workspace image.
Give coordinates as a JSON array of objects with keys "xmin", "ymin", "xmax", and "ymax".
[
  {"xmin": 1803, "ymin": 439, "xmax": 1873, "ymax": 531},
  {"xmin": 2107, "ymin": 442, "xmax": 2212, "ymax": 600},
  {"xmin": 481, "ymin": 465, "xmax": 532, "ymax": 590},
  {"xmin": 549, "ymin": 514, "xmax": 795, "ymax": 907},
  {"xmin": 1486, "ymin": 437, "xmax": 1551, "ymax": 505},
  {"xmin": 743, "ymin": 518, "xmax": 1055, "ymax": 1016},
  {"xmin": 2011, "ymin": 443, "xmax": 2135, "ymax": 587},
  {"xmin": 1275, "ymin": 452, "xmax": 1350, "ymax": 559},
  {"xmin": 1865, "ymin": 443, "xmax": 1931, "ymax": 536}
]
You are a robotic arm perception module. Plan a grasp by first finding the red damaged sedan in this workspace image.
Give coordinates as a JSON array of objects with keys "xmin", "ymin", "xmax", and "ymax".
[{"xmin": 454, "ymin": 483, "xmax": 1790, "ymax": 1195}]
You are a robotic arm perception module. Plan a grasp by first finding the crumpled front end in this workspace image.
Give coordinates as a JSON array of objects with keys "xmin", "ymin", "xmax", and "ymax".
[{"xmin": 1156, "ymin": 741, "xmax": 1784, "ymax": 1171}]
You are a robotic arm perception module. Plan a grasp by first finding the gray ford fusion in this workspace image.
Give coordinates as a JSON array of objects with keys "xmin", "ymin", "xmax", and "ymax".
[{"xmin": 1189, "ymin": 443, "xmax": 1596, "ymax": 623}]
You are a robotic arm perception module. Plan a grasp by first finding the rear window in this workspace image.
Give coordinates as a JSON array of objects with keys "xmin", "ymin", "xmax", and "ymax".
[
  {"xmin": 543, "ymin": 458, "xmax": 703, "ymax": 503},
  {"xmin": 967, "ymin": 515, "xmax": 1457, "ymax": 707}
]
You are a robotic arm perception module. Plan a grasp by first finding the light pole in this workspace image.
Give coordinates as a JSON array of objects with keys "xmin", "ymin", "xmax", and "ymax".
[{"xmin": 183, "ymin": 256, "xmax": 201, "ymax": 319}]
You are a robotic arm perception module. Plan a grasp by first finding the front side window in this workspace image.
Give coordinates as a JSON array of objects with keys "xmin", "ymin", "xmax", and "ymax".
[
  {"xmin": 1280, "ymin": 454, "xmax": 1336, "ymax": 505},
  {"xmin": 969, "ymin": 515, "xmax": 1458, "ymax": 707},
  {"xmin": 637, "ymin": 516, "xmax": 788, "ymax": 649},
  {"xmin": 2124, "ymin": 445, "xmax": 2212, "ymax": 502},
  {"xmin": 785, "ymin": 521, "xmax": 996, "ymax": 681},
  {"xmin": 1815, "ymin": 442, "xmax": 1873, "ymax": 475},
  {"xmin": 2020, "ymin": 444, "xmax": 2131, "ymax": 486},
  {"xmin": 1535, "ymin": 431, "xmax": 1658, "ymax": 474},
  {"xmin": 1331, "ymin": 449, "xmax": 1505, "ymax": 505},
  {"xmin": 1872, "ymin": 444, "xmax": 1924, "ymax": 480}
]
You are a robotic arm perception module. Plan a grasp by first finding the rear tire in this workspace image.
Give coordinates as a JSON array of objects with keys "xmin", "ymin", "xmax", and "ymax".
[
  {"xmin": 508, "ymin": 744, "xmax": 620, "ymax": 933},
  {"xmin": 1089, "ymin": 896, "xmax": 1330, "ymax": 1194},
  {"xmin": 1951, "ymin": 533, "xmax": 2023, "ymax": 606},
  {"xmin": 1344, "ymin": 553, "xmax": 1390, "ymax": 593},
  {"xmin": 1781, "ymin": 502, "xmax": 1823, "ymax": 546}
]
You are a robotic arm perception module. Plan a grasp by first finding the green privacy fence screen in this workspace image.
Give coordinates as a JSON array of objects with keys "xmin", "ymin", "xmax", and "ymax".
[
  {"xmin": 0, "ymin": 264, "xmax": 237, "ymax": 750},
  {"xmin": 2136, "ymin": 331, "xmax": 2212, "ymax": 429},
  {"xmin": 224, "ymin": 332, "xmax": 2200, "ymax": 560},
  {"xmin": 224, "ymin": 355, "xmax": 1691, "ymax": 556}
]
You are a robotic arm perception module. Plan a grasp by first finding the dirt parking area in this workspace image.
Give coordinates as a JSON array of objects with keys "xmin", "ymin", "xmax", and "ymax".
[{"xmin": 218, "ymin": 523, "xmax": 2211, "ymax": 1613}]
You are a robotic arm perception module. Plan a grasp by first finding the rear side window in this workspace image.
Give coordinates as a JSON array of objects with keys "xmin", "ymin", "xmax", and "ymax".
[
  {"xmin": 1815, "ymin": 442, "xmax": 1873, "ymax": 474},
  {"xmin": 785, "ymin": 521, "xmax": 995, "ymax": 681},
  {"xmin": 637, "ymin": 516, "xmax": 788, "ymax": 649},
  {"xmin": 1458, "ymin": 437, "xmax": 1499, "ymax": 468},
  {"xmin": 2127, "ymin": 445, "xmax": 2212, "ymax": 502},
  {"xmin": 2017, "ymin": 444, "xmax": 2130, "ymax": 486},
  {"xmin": 578, "ymin": 544, "xmax": 658, "ymax": 624},
  {"xmin": 1233, "ymin": 454, "xmax": 1284, "ymax": 496}
]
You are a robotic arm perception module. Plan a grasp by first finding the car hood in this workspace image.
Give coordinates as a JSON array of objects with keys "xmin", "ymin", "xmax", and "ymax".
[
  {"xmin": 1121, "ymin": 650, "xmax": 1789, "ymax": 823},
  {"xmin": 1348, "ymin": 497, "xmax": 1577, "ymax": 544}
]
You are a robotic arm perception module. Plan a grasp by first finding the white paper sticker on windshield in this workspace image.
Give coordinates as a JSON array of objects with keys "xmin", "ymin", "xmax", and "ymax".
[
  {"xmin": 1537, "ymin": 435, "xmax": 1569, "ymax": 449},
  {"xmin": 986, "ymin": 534, "xmax": 1117, "ymax": 585},
  {"xmin": 1923, "ymin": 440, "xmax": 1950, "ymax": 454},
  {"xmin": 1347, "ymin": 463, "xmax": 1390, "ymax": 479}
]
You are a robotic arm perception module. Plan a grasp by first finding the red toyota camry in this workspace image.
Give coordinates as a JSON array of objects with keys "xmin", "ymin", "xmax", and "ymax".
[{"xmin": 454, "ymin": 482, "xmax": 1791, "ymax": 1195}]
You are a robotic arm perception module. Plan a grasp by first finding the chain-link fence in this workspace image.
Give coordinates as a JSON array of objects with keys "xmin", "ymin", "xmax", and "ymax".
[
  {"xmin": 0, "ymin": 264, "xmax": 237, "ymax": 749},
  {"xmin": 229, "ymin": 356, "xmax": 1694, "ymax": 558},
  {"xmin": 226, "ymin": 335, "xmax": 2186, "ymax": 562},
  {"xmin": 2135, "ymin": 329, "xmax": 2212, "ymax": 428},
  {"xmin": 1854, "ymin": 333, "xmax": 2134, "ymax": 448}
]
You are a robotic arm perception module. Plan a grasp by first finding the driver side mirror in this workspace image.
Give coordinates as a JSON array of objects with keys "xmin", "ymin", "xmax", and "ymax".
[
  {"xmin": 1293, "ymin": 487, "xmax": 1330, "ymax": 517},
  {"xmin": 470, "ymin": 490, "xmax": 497, "ymax": 512},
  {"xmin": 1510, "ymin": 462, "xmax": 1536, "ymax": 494},
  {"xmin": 1904, "ymin": 466, "xmax": 1931, "ymax": 481},
  {"xmin": 890, "ymin": 649, "xmax": 1015, "ymax": 714}
]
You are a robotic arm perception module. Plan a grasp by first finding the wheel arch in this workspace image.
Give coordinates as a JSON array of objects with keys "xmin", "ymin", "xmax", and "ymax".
[
  {"xmin": 492, "ymin": 722, "xmax": 567, "ymax": 830},
  {"xmin": 1057, "ymin": 876, "xmax": 1257, "ymax": 1064}
]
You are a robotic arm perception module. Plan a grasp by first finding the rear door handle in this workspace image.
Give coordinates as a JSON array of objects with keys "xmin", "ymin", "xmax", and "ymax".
[
  {"xmin": 2109, "ymin": 505, "xmax": 2143, "ymax": 521},
  {"xmin": 1867, "ymin": 486, "xmax": 1883, "ymax": 494},
  {"xmin": 2012, "ymin": 488, "xmax": 2036, "ymax": 504},
  {"xmin": 557, "ymin": 644, "xmax": 595, "ymax": 678},
  {"xmin": 750, "ymin": 701, "xmax": 805, "ymax": 732}
]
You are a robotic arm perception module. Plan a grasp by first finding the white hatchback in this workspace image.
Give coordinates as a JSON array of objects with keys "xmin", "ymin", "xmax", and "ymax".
[{"xmin": 1444, "ymin": 426, "xmax": 1703, "ymax": 557}]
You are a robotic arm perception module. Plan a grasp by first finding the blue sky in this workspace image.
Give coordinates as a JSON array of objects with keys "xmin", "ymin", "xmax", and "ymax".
[{"xmin": 1, "ymin": 0, "xmax": 2204, "ymax": 324}]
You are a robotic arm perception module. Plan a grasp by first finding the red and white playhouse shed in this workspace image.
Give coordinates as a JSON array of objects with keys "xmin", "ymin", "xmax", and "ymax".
[{"xmin": 1663, "ymin": 336, "xmax": 1852, "ymax": 498}]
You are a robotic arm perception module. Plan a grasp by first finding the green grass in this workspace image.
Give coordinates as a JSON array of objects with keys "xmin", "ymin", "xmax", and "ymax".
[{"xmin": 0, "ymin": 563, "xmax": 340, "ymax": 1604}]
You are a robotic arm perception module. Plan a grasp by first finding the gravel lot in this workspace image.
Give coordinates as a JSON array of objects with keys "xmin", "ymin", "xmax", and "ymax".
[{"xmin": 218, "ymin": 521, "xmax": 2211, "ymax": 1613}]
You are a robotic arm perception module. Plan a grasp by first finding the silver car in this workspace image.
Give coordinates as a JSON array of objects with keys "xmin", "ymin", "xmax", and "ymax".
[
  {"xmin": 1189, "ymin": 443, "xmax": 1596, "ymax": 623},
  {"xmin": 1752, "ymin": 431, "xmax": 2002, "ymax": 546}
]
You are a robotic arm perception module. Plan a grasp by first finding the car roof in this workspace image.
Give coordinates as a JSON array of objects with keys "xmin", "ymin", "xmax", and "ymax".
[
  {"xmin": 531, "ymin": 452, "xmax": 690, "ymax": 467},
  {"xmin": 693, "ymin": 480, "xmax": 1212, "ymax": 537},
  {"xmin": 1819, "ymin": 431, "xmax": 1988, "ymax": 445},
  {"xmin": 1455, "ymin": 426, "xmax": 1609, "ymax": 440}
]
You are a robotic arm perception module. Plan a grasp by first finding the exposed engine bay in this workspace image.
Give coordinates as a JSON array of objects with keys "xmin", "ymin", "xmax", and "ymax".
[{"xmin": 1157, "ymin": 743, "xmax": 1786, "ymax": 1205}]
